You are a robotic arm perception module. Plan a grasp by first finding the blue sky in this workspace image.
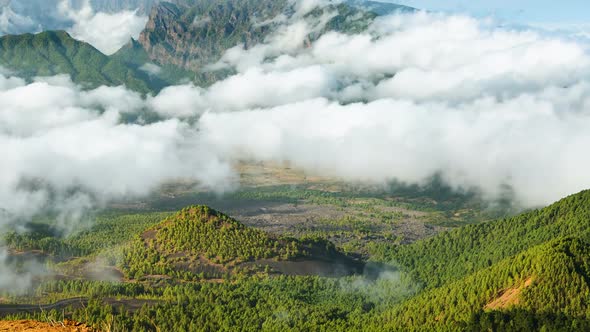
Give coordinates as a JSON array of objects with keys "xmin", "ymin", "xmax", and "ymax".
[{"xmin": 389, "ymin": 0, "xmax": 590, "ymax": 24}]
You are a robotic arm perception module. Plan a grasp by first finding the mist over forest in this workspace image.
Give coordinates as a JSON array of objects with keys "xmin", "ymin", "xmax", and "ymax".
[{"xmin": 0, "ymin": 1, "xmax": 589, "ymax": 331}]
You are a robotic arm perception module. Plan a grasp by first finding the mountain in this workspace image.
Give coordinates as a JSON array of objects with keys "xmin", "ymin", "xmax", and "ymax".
[
  {"xmin": 137, "ymin": 0, "xmax": 415, "ymax": 71},
  {"xmin": 0, "ymin": 31, "xmax": 159, "ymax": 92},
  {"xmin": 4, "ymin": 190, "xmax": 590, "ymax": 331},
  {"xmin": 389, "ymin": 190, "xmax": 590, "ymax": 289},
  {"xmin": 380, "ymin": 237, "xmax": 590, "ymax": 331},
  {"xmin": 137, "ymin": 0, "xmax": 288, "ymax": 71},
  {"xmin": 1, "ymin": 1, "xmax": 416, "ymax": 91},
  {"xmin": 362, "ymin": 190, "xmax": 590, "ymax": 330},
  {"xmin": 90, "ymin": 0, "xmax": 415, "ymax": 15},
  {"xmin": 121, "ymin": 205, "xmax": 362, "ymax": 280}
]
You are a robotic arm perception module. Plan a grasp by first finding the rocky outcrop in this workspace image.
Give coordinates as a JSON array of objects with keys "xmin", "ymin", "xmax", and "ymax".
[
  {"xmin": 138, "ymin": 0, "xmax": 287, "ymax": 71},
  {"xmin": 136, "ymin": 0, "xmax": 415, "ymax": 72}
]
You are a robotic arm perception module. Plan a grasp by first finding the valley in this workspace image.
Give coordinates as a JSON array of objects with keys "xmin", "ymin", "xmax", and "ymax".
[
  {"xmin": 0, "ymin": 163, "xmax": 566, "ymax": 331},
  {"xmin": 2, "ymin": 171, "xmax": 590, "ymax": 330},
  {"xmin": 1, "ymin": 0, "xmax": 590, "ymax": 331}
]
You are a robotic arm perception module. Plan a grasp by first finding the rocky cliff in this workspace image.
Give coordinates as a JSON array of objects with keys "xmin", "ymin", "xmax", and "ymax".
[{"xmin": 138, "ymin": 0, "xmax": 287, "ymax": 71}]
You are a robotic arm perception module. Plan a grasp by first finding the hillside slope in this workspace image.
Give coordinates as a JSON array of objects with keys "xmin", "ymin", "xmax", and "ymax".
[
  {"xmin": 137, "ymin": 0, "xmax": 415, "ymax": 71},
  {"xmin": 357, "ymin": 189, "xmax": 590, "ymax": 330},
  {"xmin": 121, "ymin": 205, "xmax": 362, "ymax": 280},
  {"xmin": 138, "ymin": 0, "xmax": 288, "ymax": 71},
  {"xmin": 0, "ymin": 31, "xmax": 154, "ymax": 92},
  {"xmin": 389, "ymin": 190, "xmax": 590, "ymax": 288},
  {"xmin": 379, "ymin": 237, "xmax": 590, "ymax": 331},
  {"xmin": 1, "ymin": 1, "xmax": 416, "ymax": 90}
]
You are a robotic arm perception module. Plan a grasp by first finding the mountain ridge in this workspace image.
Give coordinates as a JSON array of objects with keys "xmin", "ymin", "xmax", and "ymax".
[
  {"xmin": 389, "ymin": 189, "xmax": 590, "ymax": 289},
  {"xmin": 0, "ymin": 30, "xmax": 155, "ymax": 92},
  {"xmin": 121, "ymin": 205, "xmax": 363, "ymax": 280},
  {"xmin": 0, "ymin": 1, "xmax": 416, "ymax": 92}
]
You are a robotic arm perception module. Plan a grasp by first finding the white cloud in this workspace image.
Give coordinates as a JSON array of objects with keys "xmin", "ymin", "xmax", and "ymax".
[
  {"xmin": 198, "ymin": 91, "xmax": 590, "ymax": 207},
  {"xmin": 0, "ymin": 5, "xmax": 38, "ymax": 34},
  {"xmin": 140, "ymin": 63, "xmax": 162, "ymax": 76},
  {"xmin": 148, "ymin": 84, "xmax": 207, "ymax": 118},
  {"xmin": 58, "ymin": 0, "xmax": 147, "ymax": 54},
  {"xmin": 0, "ymin": 248, "xmax": 42, "ymax": 293},
  {"xmin": 192, "ymin": 9, "xmax": 590, "ymax": 207},
  {"xmin": 148, "ymin": 65, "xmax": 336, "ymax": 116},
  {"xmin": 0, "ymin": 74, "xmax": 235, "ymax": 230},
  {"xmin": 191, "ymin": 15, "xmax": 211, "ymax": 28},
  {"xmin": 206, "ymin": 66, "xmax": 336, "ymax": 111},
  {"xmin": 4, "ymin": 4, "xmax": 590, "ymax": 232},
  {"xmin": 0, "ymin": 67, "xmax": 24, "ymax": 90},
  {"xmin": 0, "ymin": 0, "xmax": 147, "ymax": 54},
  {"xmin": 3, "ymin": 0, "xmax": 590, "ymax": 293}
]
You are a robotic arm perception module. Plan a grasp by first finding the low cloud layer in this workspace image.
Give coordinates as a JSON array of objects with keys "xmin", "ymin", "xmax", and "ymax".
[
  {"xmin": 59, "ymin": 0, "xmax": 147, "ymax": 54},
  {"xmin": 3, "ymin": 5, "xmax": 590, "ymax": 233},
  {"xmin": 0, "ymin": 74, "xmax": 235, "ymax": 231},
  {"xmin": 195, "ymin": 11, "xmax": 590, "ymax": 207}
]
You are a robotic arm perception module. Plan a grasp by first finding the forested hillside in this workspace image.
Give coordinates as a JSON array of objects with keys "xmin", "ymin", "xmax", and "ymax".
[
  {"xmin": 120, "ymin": 205, "xmax": 360, "ymax": 280},
  {"xmin": 0, "ymin": 0, "xmax": 415, "ymax": 93},
  {"xmin": 1, "ymin": 1, "xmax": 588, "ymax": 330},
  {"xmin": 4, "ymin": 191, "xmax": 590, "ymax": 331},
  {"xmin": 381, "ymin": 237, "xmax": 590, "ymax": 331},
  {"xmin": 0, "ymin": 31, "xmax": 155, "ymax": 92},
  {"xmin": 389, "ymin": 190, "xmax": 590, "ymax": 288}
]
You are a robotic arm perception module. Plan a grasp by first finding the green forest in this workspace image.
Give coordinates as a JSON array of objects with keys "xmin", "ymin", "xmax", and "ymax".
[
  {"xmin": 0, "ymin": 1, "xmax": 588, "ymax": 330},
  {"xmin": 3, "ymin": 190, "xmax": 590, "ymax": 331}
]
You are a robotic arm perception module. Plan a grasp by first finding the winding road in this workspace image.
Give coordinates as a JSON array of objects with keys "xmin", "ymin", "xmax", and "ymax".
[{"xmin": 0, "ymin": 297, "xmax": 161, "ymax": 317}]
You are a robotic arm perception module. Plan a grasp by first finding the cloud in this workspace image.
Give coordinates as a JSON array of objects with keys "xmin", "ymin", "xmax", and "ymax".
[
  {"xmin": 58, "ymin": 0, "xmax": 148, "ymax": 55},
  {"xmin": 206, "ymin": 66, "xmax": 336, "ymax": 111},
  {"xmin": 4, "ymin": 2, "xmax": 590, "ymax": 290},
  {"xmin": 528, "ymin": 22, "xmax": 590, "ymax": 43},
  {"xmin": 140, "ymin": 63, "xmax": 162, "ymax": 76},
  {"xmin": 147, "ymin": 65, "xmax": 335, "ymax": 116},
  {"xmin": 4, "ymin": 3, "xmax": 590, "ymax": 233},
  {"xmin": 0, "ymin": 0, "xmax": 70, "ymax": 35},
  {"xmin": 0, "ymin": 75, "xmax": 235, "ymax": 232},
  {"xmin": 4, "ymin": 4, "xmax": 590, "ymax": 221},
  {"xmin": 210, "ymin": 5, "xmax": 337, "ymax": 72},
  {"xmin": 0, "ymin": 0, "xmax": 147, "ymax": 54},
  {"xmin": 0, "ymin": 67, "xmax": 24, "ymax": 90},
  {"xmin": 192, "ymin": 9, "xmax": 590, "ymax": 207},
  {"xmin": 0, "ymin": 5, "xmax": 38, "ymax": 34},
  {"xmin": 0, "ymin": 247, "xmax": 44, "ymax": 293},
  {"xmin": 148, "ymin": 84, "xmax": 207, "ymax": 118},
  {"xmin": 191, "ymin": 15, "xmax": 211, "ymax": 28},
  {"xmin": 198, "ymin": 91, "xmax": 590, "ymax": 207}
]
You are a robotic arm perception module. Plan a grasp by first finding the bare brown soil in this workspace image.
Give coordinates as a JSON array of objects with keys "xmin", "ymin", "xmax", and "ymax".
[
  {"xmin": 0, "ymin": 319, "xmax": 95, "ymax": 332},
  {"xmin": 236, "ymin": 161, "xmax": 336, "ymax": 187},
  {"xmin": 485, "ymin": 277, "xmax": 534, "ymax": 310},
  {"xmin": 0, "ymin": 298, "xmax": 160, "ymax": 318}
]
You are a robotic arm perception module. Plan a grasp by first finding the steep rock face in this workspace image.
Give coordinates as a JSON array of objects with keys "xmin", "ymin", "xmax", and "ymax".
[
  {"xmin": 137, "ymin": 0, "xmax": 415, "ymax": 72},
  {"xmin": 138, "ymin": 0, "xmax": 287, "ymax": 71}
]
